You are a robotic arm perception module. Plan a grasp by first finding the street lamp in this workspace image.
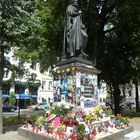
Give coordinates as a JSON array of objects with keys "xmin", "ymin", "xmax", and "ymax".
[{"xmin": 17, "ymin": 75, "xmax": 22, "ymax": 118}]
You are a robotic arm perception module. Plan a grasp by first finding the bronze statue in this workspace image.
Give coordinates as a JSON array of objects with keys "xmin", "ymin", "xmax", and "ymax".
[{"xmin": 62, "ymin": 0, "xmax": 88, "ymax": 59}]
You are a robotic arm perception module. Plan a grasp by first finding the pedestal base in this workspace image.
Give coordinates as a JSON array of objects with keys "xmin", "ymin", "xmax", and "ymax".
[
  {"xmin": 53, "ymin": 57, "xmax": 101, "ymax": 107},
  {"xmin": 54, "ymin": 57, "xmax": 101, "ymax": 74},
  {"xmin": 18, "ymin": 126, "xmax": 134, "ymax": 140}
]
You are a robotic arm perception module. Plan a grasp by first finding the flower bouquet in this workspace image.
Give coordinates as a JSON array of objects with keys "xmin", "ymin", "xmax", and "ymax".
[
  {"xmin": 35, "ymin": 116, "xmax": 46, "ymax": 127},
  {"xmin": 61, "ymin": 119, "xmax": 79, "ymax": 127},
  {"xmin": 57, "ymin": 124, "xmax": 65, "ymax": 132},
  {"xmin": 92, "ymin": 107, "xmax": 103, "ymax": 117},
  {"xmin": 57, "ymin": 124, "xmax": 65, "ymax": 139},
  {"xmin": 116, "ymin": 115, "xmax": 129, "ymax": 127},
  {"xmin": 86, "ymin": 114, "xmax": 96, "ymax": 124},
  {"xmin": 48, "ymin": 125, "xmax": 54, "ymax": 134}
]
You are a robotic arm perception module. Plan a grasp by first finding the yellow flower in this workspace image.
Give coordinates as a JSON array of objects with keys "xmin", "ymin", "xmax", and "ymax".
[
  {"xmin": 48, "ymin": 125, "xmax": 54, "ymax": 129},
  {"xmin": 50, "ymin": 114, "xmax": 55, "ymax": 118},
  {"xmin": 91, "ymin": 107, "xmax": 103, "ymax": 116}
]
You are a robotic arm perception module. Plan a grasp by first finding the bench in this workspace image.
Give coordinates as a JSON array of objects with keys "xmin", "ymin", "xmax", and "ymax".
[{"xmin": 124, "ymin": 131, "xmax": 140, "ymax": 140}]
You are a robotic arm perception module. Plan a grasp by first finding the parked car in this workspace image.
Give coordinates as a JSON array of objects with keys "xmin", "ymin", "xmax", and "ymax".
[
  {"xmin": 28, "ymin": 102, "xmax": 49, "ymax": 111},
  {"xmin": 119, "ymin": 100, "xmax": 135, "ymax": 110},
  {"xmin": 3, "ymin": 105, "xmax": 17, "ymax": 112}
]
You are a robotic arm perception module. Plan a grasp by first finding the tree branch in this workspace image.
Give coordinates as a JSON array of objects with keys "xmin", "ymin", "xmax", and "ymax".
[{"xmin": 104, "ymin": 26, "xmax": 118, "ymax": 33}]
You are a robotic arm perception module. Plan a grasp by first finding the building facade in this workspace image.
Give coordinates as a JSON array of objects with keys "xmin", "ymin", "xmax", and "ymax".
[{"xmin": 3, "ymin": 49, "xmax": 53, "ymax": 107}]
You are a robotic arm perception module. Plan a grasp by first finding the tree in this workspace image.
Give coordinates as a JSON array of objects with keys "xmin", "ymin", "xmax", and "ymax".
[
  {"xmin": 9, "ymin": 92, "xmax": 16, "ymax": 106},
  {"xmin": 15, "ymin": 0, "xmax": 140, "ymax": 114},
  {"xmin": 98, "ymin": 0, "xmax": 140, "ymax": 113},
  {"xmin": 130, "ymin": 34, "xmax": 140, "ymax": 112},
  {"xmin": 15, "ymin": 0, "xmax": 69, "ymax": 71},
  {"xmin": 0, "ymin": 0, "xmax": 35, "ymax": 133}
]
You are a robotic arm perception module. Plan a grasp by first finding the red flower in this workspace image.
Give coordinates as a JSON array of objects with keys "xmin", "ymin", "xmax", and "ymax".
[{"xmin": 116, "ymin": 114, "xmax": 122, "ymax": 117}]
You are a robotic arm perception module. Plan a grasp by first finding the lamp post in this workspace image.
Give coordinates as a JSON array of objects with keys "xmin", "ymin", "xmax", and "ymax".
[
  {"xmin": 17, "ymin": 76, "xmax": 22, "ymax": 118},
  {"xmin": 17, "ymin": 94, "xmax": 21, "ymax": 118}
]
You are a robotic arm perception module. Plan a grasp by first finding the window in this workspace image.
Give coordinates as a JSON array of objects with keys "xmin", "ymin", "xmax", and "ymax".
[
  {"xmin": 48, "ymin": 81, "xmax": 53, "ymax": 90},
  {"xmin": 103, "ymin": 98, "xmax": 106, "ymax": 102},
  {"xmin": 42, "ymin": 81, "xmax": 46, "ymax": 89},
  {"xmin": 4, "ymin": 69, "xmax": 9, "ymax": 78}
]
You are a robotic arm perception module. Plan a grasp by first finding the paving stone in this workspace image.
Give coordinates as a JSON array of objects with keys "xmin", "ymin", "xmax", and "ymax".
[
  {"xmin": 124, "ymin": 131, "xmax": 140, "ymax": 140},
  {"xmin": 0, "ymin": 131, "xmax": 30, "ymax": 140}
]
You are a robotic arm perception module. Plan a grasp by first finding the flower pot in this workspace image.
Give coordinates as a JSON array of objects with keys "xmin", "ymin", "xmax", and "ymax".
[
  {"xmin": 85, "ymin": 120, "xmax": 88, "ymax": 124},
  {"xmin": 89, "ymin": 120, "xmax": 93, "ymax": 124},
  {"xmin": 92, "ymin": 129, "xmax": 96, "ymax": 137},
  {"xmin": 24, "ymin": 125, "xmax": 28, "ymax": 128},
  {"xmin": 32, "ymin": 127, "xmax": 35, "ymax": 132},
  {"xmin": 36, "ymin": 128, "xmax": 38, "ymax": 133},
  {"xmin": 70, "ymin": 133, "xmax": 77, "ymax": 140},
  {"xmin": 125, "ymin": 124, "xmax": 129, "ymax": 127},
  {"xmin": 57, "ymin": 131, "xmax": 63, "ymax": 139},
  {"xmin": 50, "ymin": 131, "xmax": 53, "ymax": 135}
]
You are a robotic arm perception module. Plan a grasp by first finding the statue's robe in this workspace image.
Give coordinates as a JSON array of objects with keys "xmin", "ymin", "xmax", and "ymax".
[{"xmin": 62, "ymin": 5, "xmax": 88, "ymax": 59}]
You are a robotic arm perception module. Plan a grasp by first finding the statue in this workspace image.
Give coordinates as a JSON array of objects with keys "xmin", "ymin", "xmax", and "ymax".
[{"xmin": 62, "ymin": 0, "xmax": 88, "ymax": 60}]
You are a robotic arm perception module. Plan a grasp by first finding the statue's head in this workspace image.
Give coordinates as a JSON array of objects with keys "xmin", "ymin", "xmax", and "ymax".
[{"xmin": 71, "ymin": 0, "xmax": 78, "ymax": 6}]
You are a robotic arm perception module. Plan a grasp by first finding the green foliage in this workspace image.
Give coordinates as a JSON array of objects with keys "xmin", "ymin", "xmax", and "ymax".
[
  {"xmin": 0, "ymin": 0, "xmax": 36, "ymax": 99},
  {"xmin": 116, "ymin": 116, "xmax": 129, "ymax": 125},
  {"xmin": 23, "ymin": 112, "xmax": 42, "ymax": 126},
  {"xmin": 8, "ymin": 92, "xmax": 16, "ymax": 106},
  {"xmin": 3, "ymin": 112, "xmax": 41, "ymax": 126},
  {"xmin": 1, "ymin": 0, "xmax": 138, "ymax": 113},
  {"xmin": 31, "ymin": 112, "xmax": 39, "ymax": 123},
  {"xmin": 34, "ymin": 116, "xmax": 46, "ymax": 127},
  {"xmin": 13, "ymin": 0, "xmax": 139, "ymax": 78},
  {"xmin": 77, "ymin": 124, "xmax": 85, "ymax": 139},
  {"xmin": 57, "ymin": 124, "xmax": 65, "ymax": 132},
  {"xmin": 2, "ymin": 80, "xmax": 11, "ymax": 91},
  {"xmin": 122, "ymin": 110, "xmax": 140, "ymax": 118},
  {"xmin": 91, "ymin": 107, "xmax": 103, "ymax": 116},
  {"xmin": 107, "ymin": 110, "xmax": 113, "ymax": 116},
  {"xmin": 50, "ymin": 104, "xmax": 70, "ymax": 117},
  {"xmin": 3, "ymin": 116, "xmax": 24, "ymax": 126},
  {"xmin": 15, "ymin": 0, "xmax": 69, "ymax": 70},
  {"xmin": 86, "ymin": 114, "xmax": 96, "ymax": 121},
  {"xmin": 0, "ymin": 0, "xmax": 35, "ymax": 48}
]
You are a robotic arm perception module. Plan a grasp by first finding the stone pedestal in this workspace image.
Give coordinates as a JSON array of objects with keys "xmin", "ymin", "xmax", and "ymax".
[
  {"xmin": 52, "ymin": 57, "xmax": 101, "ymax": 107},
  {"xmin": 18, "ymin": 126, "xmax": 134, "ymax": 140}
]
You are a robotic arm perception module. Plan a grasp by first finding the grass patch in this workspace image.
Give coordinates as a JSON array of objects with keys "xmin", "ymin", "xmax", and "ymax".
[
  {"xmin": 128, "ymin": 117, "xmax": 140, "ymax": 122},
  {"xmin": 3, "ymin": 110, "xmax": 45, "ymax": 126},
  {"xmin": 3, "ymin": 116, "xmax": 24, "ymax": 126},
  {"xmin": 122, "ymin": 110, "xmax": 140, "ymax": 118}
]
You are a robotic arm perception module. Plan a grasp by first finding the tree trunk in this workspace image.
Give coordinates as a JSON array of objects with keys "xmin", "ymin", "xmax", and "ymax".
[
  {"xmin": 0, "ymin": 46, "xmax": 4, "ymax": 134},
  {"xmin": 135, "ymin": 80, "xmax": 140, "ymax": 112},
  {"xmin": 113, "ymin": 82, "xmax": 121, "ymax": 115},
  {"xmin": 93, "ymin": 32, "xmax": 98, "ymax": 67},
  {"xmin": 92, "ymin": 27, "xmax": 105, "ymax": 67}
]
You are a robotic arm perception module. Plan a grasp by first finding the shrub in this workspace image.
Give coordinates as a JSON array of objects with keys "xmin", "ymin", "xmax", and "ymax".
[
  {"xmin": 9, "ymin": 92, "xmax": 16, "ymax": 106},
  {"xmin": 3, "ymin": 116, "xmax": 24, "ymax": 126},
  {"xmin": 77, "ymin": 124, "xmax": 85, "ymax": 139}
]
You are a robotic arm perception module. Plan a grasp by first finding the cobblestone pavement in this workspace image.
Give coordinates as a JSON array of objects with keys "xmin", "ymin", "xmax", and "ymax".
[
  {"xmin": 0, "ymin": 131, "xmax": 29, "ymax": 140},
  {"xmin": 129, "ymin": 121, "xmax": 140, "ymax": 140},
  {"xmin": 129, "ymin": 121, "xmax": 140, "ymax": 131},
  {"xmin": 0, "ymin": 121, "xmax": 140, "ymax": 140}
]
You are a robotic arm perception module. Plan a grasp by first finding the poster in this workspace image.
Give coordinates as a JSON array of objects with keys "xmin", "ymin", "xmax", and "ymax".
[{"xmin": 53, "ymin": 80, "xmax": 61, "ymax": 102}]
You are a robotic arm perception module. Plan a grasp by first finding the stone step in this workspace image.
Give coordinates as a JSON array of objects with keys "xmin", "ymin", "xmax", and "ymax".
[{"xmin": 124, "ymin": 131, "xmax": 140, "ymax": 140}]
